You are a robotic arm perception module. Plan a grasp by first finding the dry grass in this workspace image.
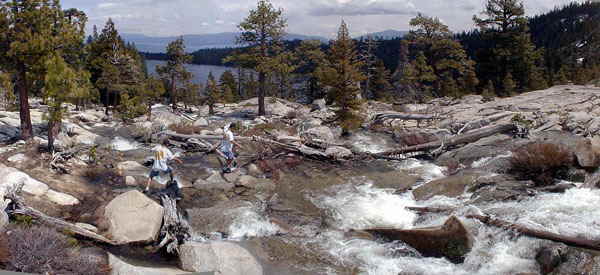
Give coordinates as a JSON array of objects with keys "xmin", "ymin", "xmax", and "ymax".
[
  {"xmin": 3, "ymin": 225, "xmax": 109, "ymax": 275},
  {"xmin": 168, "ymin": 121, "xmax": 203, "ymax": 135},
  {"xmin": 510, "ymin": 143, "xmax": 573, "ymax": 186}
]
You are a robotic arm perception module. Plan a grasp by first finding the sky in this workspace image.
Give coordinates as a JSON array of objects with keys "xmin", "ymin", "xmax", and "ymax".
[{"xmin": 61, "ymin": 0, "xmax": 584, "ymax": 38}]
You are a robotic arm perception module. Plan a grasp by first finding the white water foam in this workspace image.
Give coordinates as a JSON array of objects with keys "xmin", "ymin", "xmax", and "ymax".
[
  {"xmin": 109, "ymin": 136, "xmax": 139, "ymax": 151},
  {"xmin": 393, "ymin": 158, "xmax": 447, "ymax": 183},
  {"xmin": 228, "ymin": 206, "xmax": 280, "ymax": 239},
  {"xmin": 311, "ymin": 178, "xmax": 600, "ymax": 275},
  {"xmin": 311, "ymin": 182, "xmax": 417, "ymax": 231}
]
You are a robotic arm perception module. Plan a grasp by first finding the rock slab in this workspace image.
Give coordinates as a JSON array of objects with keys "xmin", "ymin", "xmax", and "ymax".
[
  {"xmin": 179, "ymin": 241, "xmax": 263, "ymax": 275},
  {"xmin": 104, "ymin": 190, "xmax": 164, "ymax": 244}
]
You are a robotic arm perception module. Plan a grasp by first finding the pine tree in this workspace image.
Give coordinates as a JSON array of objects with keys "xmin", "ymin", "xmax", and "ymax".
[
  {"xmin": 141, "ymin": 76, "xmax": 165, "ymax": 120},
  {"xmin": 0, "ymin": 1, "xmax": 87, "ymax": 140},
  {"xmin": 206, "ymin": 72, "xmax": 220, "ymax": 115},
  {"xmin": 156, "ymin": 37, "xmax": 193, "ymax": 110},
  {"xmin": 234, "ymin": 0, "xmax": 287, "ymax": 116},
  {"xmin": 219, "ymin": 70, "xmax": 238, "ymax": 102},
  {"xmin": 296, "ymin": 40, "xmax": 327, "ymax": 101},
  {"xmin": 474, "ymin": 0, "xmax": 546, "ymax": 94},
  {"xmin": 44, "ymin": 55, "xmax": 92, "ymax": 151},
  {"xmin": 481, "ymin": 80, "xmax": 496, "ymax": 101},
  {"xmin": 371, "ymin": 60, "xmax": 393, "ymax": 102},
  {"xmin": 502, "ymin": 72, "xmax": 517, "ymax": 96},
  {"xmin": 0, "ymin": 72, "xmax": 15, "ymax": 110},
  {"xmin": 406, "ymin": 14, "xmax": 478, "ymax": 98},
  {"xmin": 317, "ymin": 20, "xmax": 366, "ymax": 134}
]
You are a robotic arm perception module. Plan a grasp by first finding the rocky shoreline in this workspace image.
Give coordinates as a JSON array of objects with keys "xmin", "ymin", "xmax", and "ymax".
[{"xmin": 1, "ymin": 84, "xmax": 600, "ymax": 274}]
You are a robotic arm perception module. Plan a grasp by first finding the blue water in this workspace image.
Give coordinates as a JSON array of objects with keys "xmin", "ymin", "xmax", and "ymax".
[{"xmin": 146, "ymin": 60, "xmax": 234, "ymax": 85}]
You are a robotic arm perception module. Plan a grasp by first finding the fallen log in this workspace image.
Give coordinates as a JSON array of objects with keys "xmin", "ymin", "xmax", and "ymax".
[
  {"xmin": 4, "ymin": 184, "xmax": 118, "ymax": 245},
  {"xmin": 371, "ymin": 112, "xmax": 438, "ymax": 124},
  {"xmin": 155, "ymin": 194, "xmax": 191, "ymax": 254},
  {"xmin": 365, "ymin": 216, "xmax": 472, "ymax": 264},
  {"xmin": 406, "ymin": 206, "xmax": 456, "ymax": 214},
  {"xmin": 466, "ymin": 214, "xmax": 600, "ymax": 251},
  {"xmin": 374, "ymin": 123, "xmax": 516, "ymax": 158}
]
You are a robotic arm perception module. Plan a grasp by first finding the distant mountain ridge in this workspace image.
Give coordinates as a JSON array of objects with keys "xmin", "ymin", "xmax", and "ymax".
[
  {"xmin": 357, "ymin": 30, "xmax": 408, "ymax": 40},
  {"xmin": 123, "ymin": 32, "xmax": 328, "ymax": 53}
]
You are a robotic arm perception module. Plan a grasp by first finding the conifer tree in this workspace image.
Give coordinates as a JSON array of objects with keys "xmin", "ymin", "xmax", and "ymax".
[
  {"xmin": 474, "ymin": 0, "xmax": 546, "ymax": 94},
  {"xmin": 44, "ymin": 55, "xmax": 92, "ymax": 151},
  {"xmin": 371, "ymin": 60, "xmax": 393, "ymax": 102},
  {"xmin": 219, "ymin": 70, "xmax": 238, "ymax": 102},
  {"xmin": 317, "ymin": 21, "xmax": 366, "ymax": 134},
  {"xmin": 481, "ymin": 80, "xmax": 496, "ymax": 101},
  {"xmin": 206, "ymin": 72, "xmax": 220, "ymax": 115},
  {"xmin": 296, "ymin": 40, "xmax": 327, "ymax": 101},
  {"xmin": 555, "ymin": 67, "xmax": 570, "ymax": 85},
  {"xmin": 234, "ymin": 0, "xmax": 287, "ymax": 116},
  {"xmin": 0, "ymin": 72, "xmax": 15, "ymax": 110},
  {"xmin": 0, "ymin": 1, "xmax": 87, "ymax": 140},
  {"xmin": 141, "ymin": 76, "xmax": 165, "ymax": 120},
  {"xmin": 156, "ymin": 37, "xmax": 193, "ymax": 110},
  {"xmin": 502, "ymin": 72, "xmax": 517, "ymax": 96}
]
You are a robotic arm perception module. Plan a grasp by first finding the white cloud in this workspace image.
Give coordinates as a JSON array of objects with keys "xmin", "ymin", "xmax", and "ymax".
[{"xmin": 61, "ymin": 0, "xmax": 582, "ymax": 37}]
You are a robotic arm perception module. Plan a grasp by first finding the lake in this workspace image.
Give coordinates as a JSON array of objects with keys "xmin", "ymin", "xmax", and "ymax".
[{"xmin": 146, "ymin": 60, "xmax": 233, "ymax": 85}]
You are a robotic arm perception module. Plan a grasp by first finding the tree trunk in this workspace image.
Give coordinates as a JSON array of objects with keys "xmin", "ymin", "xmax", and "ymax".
[
  {"xmin": 171, "ymin": 74, "xmax": 176, "ymax": 111},
  {"xmin": 147, "ymin": 103, "xmax": 152, "ymax": 121},
  {"xmin": 16, "ymin": 65, "xmax": 33, "ymax": 140},
  {"xmin": 209, "ymin": 103, "xmax": 214, "ymax": 115},
  {"xmin": 258, "ymin": 72, "xmax": 266, "ymax": 116},
  {"xmin": 467, "ymin": 214, "xmax": 600, "ymax": 251},
  {"xmin": 374, "ymin": 123, "xmax": 516, "ymax": 159},
  {"xmin": 47, "ymin": 117, "xmax": 61, "ymax": 153}
]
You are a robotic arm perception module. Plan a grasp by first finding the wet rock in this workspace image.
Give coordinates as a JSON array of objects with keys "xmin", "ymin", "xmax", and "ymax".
[
  {"xmin": 469, "ymin": 176, "xmax": 534, "ymax": 204},
  {"xmin": 413, "ymin": 173, "xmax": 479, "ymax": 201},
  {"xmin": 103, "ymin": 190, "xmax": 164, "ymax": 244},
  {"xmin": 237, "ymin": 175, "xmax": 258, "ymax": 187},
  {"xmin": 303, "ymin": 126, "xmax": 335, "ymax": 142},
  {"xmin": 393, "ymin": 130, "xmax": 438, "ymax": 146},
  {"xmin": 437, "ymin": 134, "xmax": 523, "ymax": 168},
  {"xmin": 125, "ymin": 176, "xmax": 137, "ymax": 186},
  {"xmin": 366, "ymin": 216, "xmax": 472, "ymax": 264},
  {"xmin": 179, "ymin": 241, "xmax": 263, "ymax": 275},
  {"xmin": 187, "ymin": 200, "xmax": 254, "ymax": 235},
  {"xmin": 325, "ymin": 146, "xmax": 353, "ymax": 159},
  {"xmin": 116, "ymin": 161, "xmax": 147, "ymax": 177},
  {"xmin": 575, "ymin": 138, "xmax": 599, "ymax": 168},
  {"xmin": 547, "ymin": 247, "xmax": 600, "ymax": 275},
  {"xmin": 247, "ymin": 163, "xmax": 263, "ymax": 178},
  {"xmin": 364, "ymin": 170, "xmax": 418, "ymax": 192},
  {"xmin": 7, "ymin": 153, "xmax": 27, "ymax": 163},
  {"xmin": 108, "ymin": 253, "xmax": 192, "ymax": 275},
  {"xmin": 536, "ymin": 244, "xmax": 568, "ymax": 274}
]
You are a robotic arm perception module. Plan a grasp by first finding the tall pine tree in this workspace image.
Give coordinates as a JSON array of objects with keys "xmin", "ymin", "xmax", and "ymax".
[
  {"xmin": 156, "ymin": 37, "xmax": 193, "ymax": 110},
  {"xmin": 317, "ymin": 21, "xmax": 366, "ymax": 134}
]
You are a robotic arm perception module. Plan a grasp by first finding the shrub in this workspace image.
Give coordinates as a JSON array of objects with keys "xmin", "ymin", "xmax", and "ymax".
[
  {"xmin": 3, "ymin": 225, "xmax": 109, "ymax": 275},
  {"xmin": 168, "ymin": 121, "xmax": 202, "ymax": 135},
  {"xmin": 510, "ymin": 143, "xmax": 573, "ymax": 186},
  {"xmin": 83, "ymin": 166, "xmax": 124, "ymax": 186}
]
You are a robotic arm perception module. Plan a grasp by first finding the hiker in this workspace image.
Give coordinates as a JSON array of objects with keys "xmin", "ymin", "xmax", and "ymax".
[
  {"xmin": 216, "ymin": 123, "xmax": 243, "ymax": 173},
  {"xmin": 145, "ymin": 138, "xmax": 183, "ymax": 192}
]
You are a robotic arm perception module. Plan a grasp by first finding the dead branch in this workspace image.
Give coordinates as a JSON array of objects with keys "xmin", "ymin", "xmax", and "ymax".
[
  {"xmin": 371, "ymin": 112, "xmax": 438, "ymax": 125},
  {"xmin": 3, "ymin": 183, "xmax": 118, "ymax": 245},
  {"xmin": 155, "ymin": 194, "xmax": 191, "ymax": 254},
  {"xmin": 374, "ymin": 123, "xmax": 516, "ymax": 159},
  {"xmin": 466, "ymin": 214, "xmax": 600, "ymax": 251}
]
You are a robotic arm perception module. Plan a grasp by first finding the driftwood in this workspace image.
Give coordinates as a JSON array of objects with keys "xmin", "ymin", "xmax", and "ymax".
[
  {"xmin": 3, "ymin": 183, "xmax": 118, "ymax": 245},
  {"xmin": 155, "ymin": 194, "xmax": 191, "ymax": 254},
  {"xmin": 372, "ymin": 112, "xmax": 438, "ymax": 124},
  {"xmin": 466, "ymin": 214, "xmax": 600, "ymax": 251},
  {"xmin": 374, "ymin": 123, "xmax": 516, "ymax": 159},
  {"xmin": 406, "ymin": 206, "xmax": 457, "ymax": 214}
]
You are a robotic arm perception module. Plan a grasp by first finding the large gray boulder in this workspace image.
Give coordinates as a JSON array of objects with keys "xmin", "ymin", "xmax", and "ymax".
[
  {"xmin": 109, "ymin": 253, "xmax": 192, "ymax": 275},
  {"xmin": 187, "ymin": 200, "xmax": 253, "ymax": 235},
  {"xmin": 104, "ymin": 190, "xmax": 164, "ymax": 244},
  {"xmin": 117, "ymin": 161, "xmax": 148, "ymax": 177},
  {"xmin": 303, "ymin": 126, "xmax": 335, "ymax": 142},
  {"xmin": 413, "ymin": 173, "xmax": 480, "ymax": 201},
  {"xmin": 179, "ymin": 241, "xmax": 263, "ymax": 275}
]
